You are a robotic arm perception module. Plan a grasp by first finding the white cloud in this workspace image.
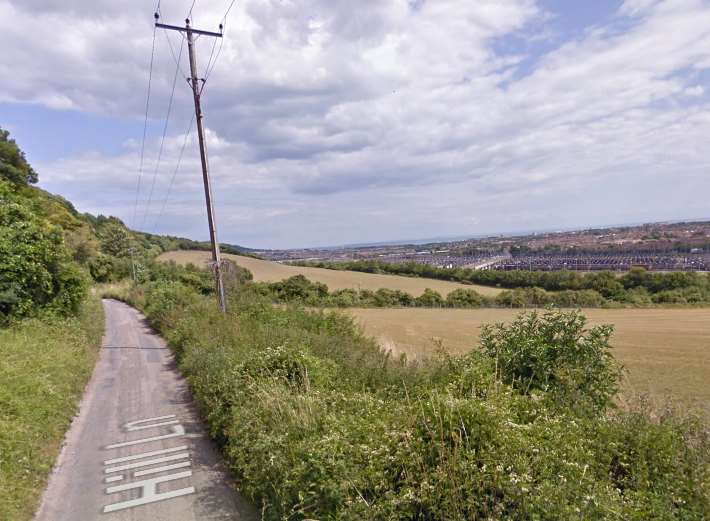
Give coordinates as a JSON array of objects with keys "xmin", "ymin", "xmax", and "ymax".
[
  {"xmin": 685, "ymin": 85, "xmax": 705, "ymax": 96},
  {"xmin": 4, "ymin": 0, "xmax": 710, "ymax": 247}
]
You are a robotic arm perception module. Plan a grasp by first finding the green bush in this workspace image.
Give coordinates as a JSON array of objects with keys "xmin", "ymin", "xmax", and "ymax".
[
  {"xmin": 415, "ymin": 288, "xmax": 445, "ymax": 307},
  {"xmin": 0, "ymin": 197, "xmax": 87, "ymax": 322},
  {"xmin": 445, "ymin": 288, "xmax": 484, "ymax": 307},
  {"xmin": 553, "ymin": 288, "xmax": 605, "ymax": 307},
  {"xmin": 480, "ymin": 309, "xmax": 621, "ymax": 413},
  {"xmin": 268, "ymin": 275, "xmax": 329, "ymax": 304},
  {"xmin": 373, "ymin": 288, "xmax": 413, "ymax": 307},
  {"xmin": 329, "ymin": 288, "xmax": 362, "ymax": 307}
]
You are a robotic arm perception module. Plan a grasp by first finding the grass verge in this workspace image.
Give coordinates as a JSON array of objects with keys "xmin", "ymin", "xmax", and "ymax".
[{"xmin": 0, "ymin": 295, "xmax": 104, "ymax": 520}]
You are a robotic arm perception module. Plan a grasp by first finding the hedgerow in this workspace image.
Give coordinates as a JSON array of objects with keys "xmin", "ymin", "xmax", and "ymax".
[
  {"xmin": 294, "ymin": 260, "xmax": 710, "ymax": 305},
  {"xmin": 122, "ymin": 274, "xmax": 709, "ymax": 520},
  {"xmin": 254, "ymin": 274, "xmax": 609, "ymax": 309}
]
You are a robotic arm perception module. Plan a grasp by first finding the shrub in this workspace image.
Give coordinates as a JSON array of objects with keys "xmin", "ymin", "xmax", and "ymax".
[
  {"xmin": 552, "ymin": 289, "xmax": 605, "ymax": 307},
  {"xmin": 415, "ymin": 288, "xmax": 445, "ymax": 307},
  {"xmin": 373, "ymin": 288, "xmax": 413, "ymax": 307},
  {"xmin": 269, "ymin": 275, "xmax": 329, "ymax": 303},
  {"xmin": 328, "ymin": 288, "xmax": 361, "ymax": 307},
  {"xmin": 445, "ymin": 288, "xmax": 484, "ymax": 307},
  {"xmin": 495, "ymin": 289, "xmax": 527, "ymax": 308},
  {"xmin": 480, "ymin": 309, "xmax": 622, "ymax": 413}
]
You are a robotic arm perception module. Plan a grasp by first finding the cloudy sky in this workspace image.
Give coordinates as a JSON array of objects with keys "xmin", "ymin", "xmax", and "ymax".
[{"xmin": 2, "ymin": 0, "xmax": 709, "ymax": 249}]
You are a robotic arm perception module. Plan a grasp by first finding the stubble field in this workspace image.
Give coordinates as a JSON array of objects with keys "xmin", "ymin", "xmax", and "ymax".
[
  {"xmin": 348, "ymin": 307, "xmax": 710, "ymax": 413},
  {"xmin": 159, "ymin": 250, "xmax": 502, "ymax": 296}
]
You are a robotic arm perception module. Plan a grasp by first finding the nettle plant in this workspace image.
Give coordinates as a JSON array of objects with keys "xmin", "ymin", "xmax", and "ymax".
[{"xmin": 480, "ymin": 309, "xmax": 622, "ymax": 414}]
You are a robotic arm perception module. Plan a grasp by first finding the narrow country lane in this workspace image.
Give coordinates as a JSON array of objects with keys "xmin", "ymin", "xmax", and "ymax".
[{"xmin": 34, "ymin": 299, "xmax": 257, "ymax": 521}]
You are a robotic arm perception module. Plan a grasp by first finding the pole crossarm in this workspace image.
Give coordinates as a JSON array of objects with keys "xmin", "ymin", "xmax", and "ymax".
[{"xmin": 156, "ymin": 22, "xmax": 223, "ymax": 38}]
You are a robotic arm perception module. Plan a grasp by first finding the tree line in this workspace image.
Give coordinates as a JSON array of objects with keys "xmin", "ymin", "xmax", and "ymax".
[{"xmin": 292, "ymin": 260, "xmax": 710, "ymax": 305}]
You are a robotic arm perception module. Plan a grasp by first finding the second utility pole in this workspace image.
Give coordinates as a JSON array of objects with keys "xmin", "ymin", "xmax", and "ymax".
[{"xmin": 156, "ymin": 15, "xmax": 227, "ymax": 312}]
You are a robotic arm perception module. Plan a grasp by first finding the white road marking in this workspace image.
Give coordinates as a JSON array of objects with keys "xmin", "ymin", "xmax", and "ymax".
[
  {"xmin": 125, "ymin": 415, "xmax": 180, "ymax": 432},
  {"xmin": 103, "ymin": 471, "xmax": 195, "ymax": 513},
  {"xmin": 104, "ymin": 445, "xmax": 188, "ymax": 465},
  {"xmin": 105, "ymin": 424, "xmax": 185, "ymax": 449},
  {"xmin": 105, "ymin": 453, "xmax": 190, "ymax": 474},
  {"xmin": 134, "ymin": 461, "xmax": 192, "ymax": 477},
  {"xmin": 102, "ymin": 416, "xmax": 197, "ymax": 514}
]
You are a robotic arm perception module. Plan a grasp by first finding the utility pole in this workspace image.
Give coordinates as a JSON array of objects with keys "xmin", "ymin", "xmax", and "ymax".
[{"xmin": 156, "ymin": 14, "xmax": 227, "ymax": 312}]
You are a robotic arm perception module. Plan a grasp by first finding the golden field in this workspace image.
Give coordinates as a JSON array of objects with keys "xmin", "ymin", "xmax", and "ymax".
[
  {"xmin": 159, "ymin": 250, "xmax": 502, "ymax": 296},
  {"xmin": 348, "ymin": 307, "xmax": 710, "ymax": 412}
]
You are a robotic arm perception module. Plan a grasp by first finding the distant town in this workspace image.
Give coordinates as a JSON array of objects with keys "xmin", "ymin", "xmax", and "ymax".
[{"xmin": 250, "ymin": 220, "xmax": 710, "ymax": 272}]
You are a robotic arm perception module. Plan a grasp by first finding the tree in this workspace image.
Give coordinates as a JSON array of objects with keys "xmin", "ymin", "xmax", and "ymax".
[
  {"xmin": 98, "ymin": 220, "xmax": 134, "ymax": 257},
  {"xmin": 0, "ymin": 128, "xmax": 38, "ymax": 185}
]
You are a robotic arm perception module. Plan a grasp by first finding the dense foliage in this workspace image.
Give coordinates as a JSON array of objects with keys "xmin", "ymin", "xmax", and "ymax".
[
  {"xmin": 295, "ymin": 260, "xmax": 710, "ymax": 305},
  {"xmin": 115, "ymin": 272, "xmax": 709, "ymax": 520},
  {"xmin": 0, "ymin": 182, "xmax": 87, "ymax": 323}
]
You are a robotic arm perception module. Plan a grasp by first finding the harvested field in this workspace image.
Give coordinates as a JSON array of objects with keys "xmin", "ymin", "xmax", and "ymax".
[
  {"xmin": 159, "ymin": 250, "xmax": 502, "ymax": 296},
  {"xmin": 349, "ymin": 307, "xmax": 710, "ymax": 413}
]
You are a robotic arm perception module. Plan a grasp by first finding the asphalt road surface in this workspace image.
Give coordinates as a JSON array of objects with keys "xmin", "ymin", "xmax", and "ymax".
[{"xmin": 35, "ymin": 299, "xmax": 257, "ymax": 521}]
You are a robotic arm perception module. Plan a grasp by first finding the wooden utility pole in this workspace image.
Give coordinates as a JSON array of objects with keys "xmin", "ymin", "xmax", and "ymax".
[{"xmin": 156, "ymin": 15, "xmax": 227, "ymax": 312}]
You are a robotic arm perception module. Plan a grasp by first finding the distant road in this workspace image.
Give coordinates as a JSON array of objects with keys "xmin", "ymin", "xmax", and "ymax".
[{"xmin": 35, "ymin": 300, "xmax": 256, "ymax": 521}]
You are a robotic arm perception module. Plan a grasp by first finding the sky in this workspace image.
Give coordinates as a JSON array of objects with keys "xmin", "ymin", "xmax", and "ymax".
[{"xmin": 1, "ymin": 0, "xmax": 709, "ymax": 249}]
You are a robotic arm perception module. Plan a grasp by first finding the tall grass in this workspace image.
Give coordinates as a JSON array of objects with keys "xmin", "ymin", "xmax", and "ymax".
[
  {"xmin": 125, "ymin": 279, "xmax": 709, "ymax": 520},
  {"xmin": 0, "ymin": 295, "xmax": 104, "ymax": 520}
]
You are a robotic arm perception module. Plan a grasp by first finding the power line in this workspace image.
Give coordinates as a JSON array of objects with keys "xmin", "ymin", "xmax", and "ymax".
[
  {"xmin": 162, "ymin": 29, "xmax": 189, "ymax": 81},
  {"xmin": 222, "ymin": 0, "xmax": 237, "ymax": 20},
  {"xmin": 140, "ymin": 32, "xmax": 186, "ymax": 229},
  {"xmin": 203, "ymin": 0, "xmax": 237, "ymax": 85},
  {"xmin": 131, "ymin": 22, "xmax": 158, "ymax": 232},
  {"xmin": 145, "ymin": 0, "xmax": 238, "ymax": 235},
  {"xmin": 203, "ymin": 33, "xmax": 222, "ymax": 81},
  {"xmin": 152, "ymin": 114, "xmax": 195, "ymax": 233}
]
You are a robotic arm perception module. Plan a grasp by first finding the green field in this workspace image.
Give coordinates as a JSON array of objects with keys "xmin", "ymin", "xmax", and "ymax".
[
  {"xmin": 348, "ymin": 307, "xmax": 710, "ymax": 413},
  {"xmin": 159, "ymin": 250, "xmax": 503, "ymax": 297}
]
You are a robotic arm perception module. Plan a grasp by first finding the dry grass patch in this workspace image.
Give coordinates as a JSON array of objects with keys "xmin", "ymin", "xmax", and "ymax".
[
  {"xmin": 349, "ymin": 307, "xmax": 710, "ymax": 413},
  {"xmin": 159, "ymin": 250, "xmax": 502, "ymax": 297}
]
